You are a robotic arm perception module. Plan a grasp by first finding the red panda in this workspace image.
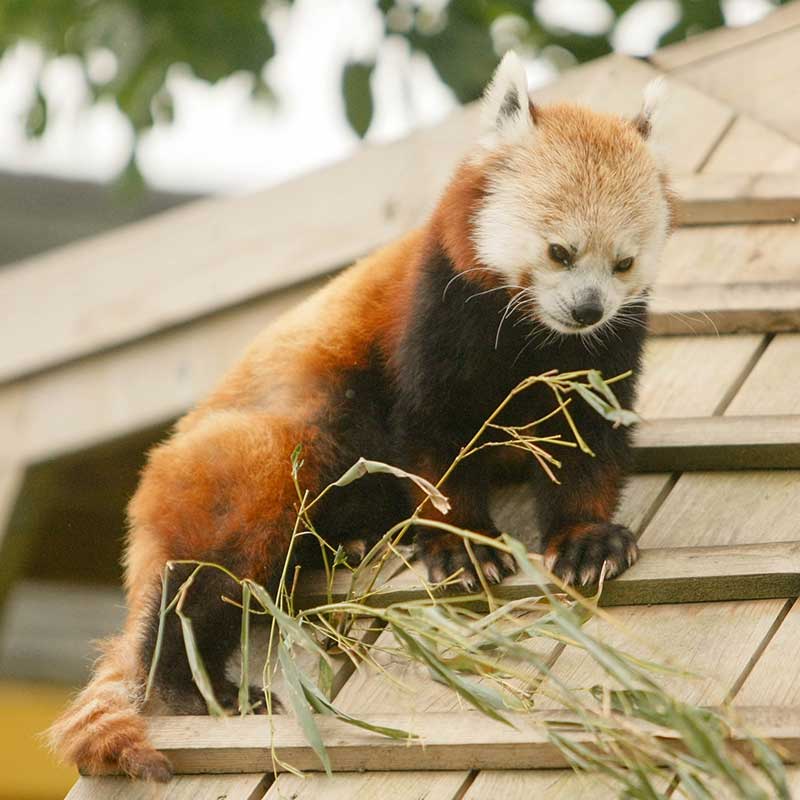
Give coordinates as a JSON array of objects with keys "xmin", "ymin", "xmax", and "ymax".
[{"xmin": 48, "ymin": 53, "xmax": 675, "ymax": 781}]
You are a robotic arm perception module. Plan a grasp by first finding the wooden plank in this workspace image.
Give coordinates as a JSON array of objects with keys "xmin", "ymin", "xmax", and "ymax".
[
  {"xmin": 697, "ymin": 116, "xmax": 800, "ymax": 173},
  {"xmin": 463, "ymin": 769, "xmax": 669, "ymax": 799},
  {"xmin": 721, "ymin": 337, "xmax": 800, "ymax": 710},
  {"xmin": 633, "ymin": 414, "xmax": 800, "ymax": 471},
  {"xmin": 297, "ymin": 541, "xmax": 800, "ymax": 610},
  {"xmin": 642, "ymin": 337, "xmax": 800, "ymax": 551},
  {"xmin": 725, "ymin": 333, "xmax": 800, "ymax": 414},
  {"xmin": 458, "ymin": 598, "xmax": 786, "ymax": 797},
  {"xmin": 0, "ymin": 57, "xmax": 732, "ymax": 386},
  {"xmin": 651, "ymin": 2, "xmax": 800, "ymax": 71},
  {"xmin": 0, "ymin": 463, "xmax": 25, "ymax": 614},
  {"xmin": 65, "ymin": 774, "xmax": 269, "ymax": 800},
  {"xmin": 650, "ymin": 282, "xmax": 800, "ymax": 335},
  {"xmin": 737, "ymin": 601, "xmax": 800, "ymax": 709},
  {"xmin": 675, "ymin": 26, "xmax": 800, "ymax": 144},
  {"xmin": 142, "ymin": 707, "xmax": 800, "ymax": 774},
  {"xmin": 660, "ymin": 217, "xmax": 800, "ymax": 288},
  {"xmin": 0, "ymin": 111, "xmax": 471, "ymax": 386},
  {"xmin": 675, "ymin": 172, "xmax": 800, "ymax": 226},
  {"xmin": 269, "ymin": 772, "xmax": 470, "ymax": 800}
]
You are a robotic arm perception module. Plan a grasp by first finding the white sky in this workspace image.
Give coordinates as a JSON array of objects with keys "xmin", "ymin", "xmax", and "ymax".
[{"xmin": 0, "ymin": 0, "xmax": 777, "ymax": 194}]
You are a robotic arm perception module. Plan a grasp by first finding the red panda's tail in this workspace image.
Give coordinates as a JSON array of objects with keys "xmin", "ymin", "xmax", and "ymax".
[{"xmin": 47, "ymin": 631, "xmax": 172, "ymax": 782}]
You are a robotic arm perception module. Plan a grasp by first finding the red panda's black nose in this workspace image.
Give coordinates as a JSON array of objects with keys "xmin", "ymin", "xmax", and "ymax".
[{"xmin": 571, "ymin": 301, "xmax": 603, "ymax": 327}]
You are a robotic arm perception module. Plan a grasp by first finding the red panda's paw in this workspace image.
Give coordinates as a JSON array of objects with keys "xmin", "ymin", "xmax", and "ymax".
[
  {"xmin": 214, "ymin": 681, "xmax": 281, "ymax": 716},
  {"xmin": 342, "ymin": 537, "xmax": 369, "ymax": 565},
  {"xmin": 543, "ymin": 522, "xmax": 639, "ymax": 587},
  {"xmin": 418, "ymin": 532, "xmax": 517, "ymax": 592}
]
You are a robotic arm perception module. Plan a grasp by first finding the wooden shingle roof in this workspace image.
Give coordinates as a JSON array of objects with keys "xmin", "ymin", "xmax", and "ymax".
[{"xmin": 3, "ymin": 3, "xmax": 799, "ymax": 797}]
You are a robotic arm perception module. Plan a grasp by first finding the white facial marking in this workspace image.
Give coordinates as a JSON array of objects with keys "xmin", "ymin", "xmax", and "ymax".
[{"xmin": 470, "ymin": 66, "xmax": 671, "ymax": 337}]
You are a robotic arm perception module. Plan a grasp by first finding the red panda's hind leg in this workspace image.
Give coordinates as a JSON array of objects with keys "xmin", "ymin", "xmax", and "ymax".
[
  {"xmin": 140, "ymin": 560, "xmax": 256, "ymax": 714},
  {"xmin": 130, "ymin": 410, "xmax": 309, "ymax": 715}
]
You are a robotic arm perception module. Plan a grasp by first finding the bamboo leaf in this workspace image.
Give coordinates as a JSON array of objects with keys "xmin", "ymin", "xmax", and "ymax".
[
  {"xmin": 238, "ymin": 582, "xmax": 252, "ymax": 715},
  {"xmin": 278, "ymin": 641, "xmax": 331, "ymax": 775},
  {"xmin": 176, "ymin": 605, "xmax": 225, "ymax": 716},
  {"xmin": 297, "ymin": 670, "xmax": 417, "ymax": 740},
  {"xmin": 588, "ymin": 369, "xmax": 622, "ymax": 409},
  {"xmin": 248, "ymin": 581, "xmax": 329, "ymax": 661},
  {"xmin": 392, "ymin": 625, "xmax": 513, "ymax": 723},
  {"xmin": 331, "ymin": 458, "xmax": 450, "ymax": 514},
  {"xmin": 144, "ymin": 566, "xmax": 170, "ymax": 701}
]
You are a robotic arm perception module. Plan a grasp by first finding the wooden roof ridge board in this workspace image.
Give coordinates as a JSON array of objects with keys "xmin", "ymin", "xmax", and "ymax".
[{"xmin": 0, "ymin": 53, "xmax": 772, "ymax": 387}]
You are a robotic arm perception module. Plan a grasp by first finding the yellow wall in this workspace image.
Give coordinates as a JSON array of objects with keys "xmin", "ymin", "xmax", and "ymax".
[{"xmin": 0, "ymin": 681, "xmax": 77, "ymax": 800}]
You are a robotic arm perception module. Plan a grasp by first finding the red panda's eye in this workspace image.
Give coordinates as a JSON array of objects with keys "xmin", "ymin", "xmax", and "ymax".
[
  {"xmin": 614, "ymin": 257, "xmax": 634, "ymax": 274},
  {"xmin": 548, "ymin": 244, "xmax": 573, "ymax": 267}
]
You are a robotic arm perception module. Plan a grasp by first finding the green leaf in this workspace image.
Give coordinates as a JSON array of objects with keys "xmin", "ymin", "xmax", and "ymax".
[
  {"xmin": 342, "ymin": 61, "xmax": 374, "ymax": 138},
  {"xmin": 392, "ymin": 625, "xmax": 512, "ymax": 723},
  {"xmin": 25, "ymin": 86, "xmax": 47, "ymax": 138},
  {"xmin": 238, "ymin": 581, "xmax": 252, "ymax": 715},
  {"xmin": 571, "ymin": 383, "xmax": 639, "ymax": 427},
  {"xmin": 247, "ymin": 581, "xmax": 329, "ymax": 661},
  {"xmin": 297, "ymin": 669, "xmax": 416, "ymax": 740},
  {"xmin": 176, "ymin": 603, "xmax": 225, "ymax": 716},
  {"xmin": 144, "ymin": 566, "xmax": 171, "ymax": 701},
  {"xmin": 278, "ymin": 641, "xmax": 331, "ymax": 775},
  {"xmin": 291, "ymin": 444, "xmax": 303, "ymax": 473},
  {"xmin": 332, "ymin": 457, "xmax": 450, "ymax": 514},
  {"xmin": 318, "ymin": 654, "xmax": 334, "ymax": 700},
  {"xmin": 588, "ymin": 370, "xmax": 621, "ymax": 409}
]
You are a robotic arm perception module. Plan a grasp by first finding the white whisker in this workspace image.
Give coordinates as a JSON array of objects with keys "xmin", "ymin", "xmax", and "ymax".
[
  {"xmin": 464, "ymin": 284, "xmax": 525, "ymax": 304},
  {"xmin": 494, "ymin": 291, "xmax": 530, "ymax": 349},
  {"xmin": 441, "ymin": 267, "xmax": 492, "ymax": 300}
]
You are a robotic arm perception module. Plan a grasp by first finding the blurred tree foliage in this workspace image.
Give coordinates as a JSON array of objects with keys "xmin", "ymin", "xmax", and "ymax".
[{"xmin": 0, "ymin": 0, "xmax": 787, "ymax": 173}]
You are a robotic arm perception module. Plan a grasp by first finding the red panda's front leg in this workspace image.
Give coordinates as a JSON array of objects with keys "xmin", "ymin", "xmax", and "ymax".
[
  {"xmin": 411, "ymin": 456, "xmax": 517, "ymax": 591},
  {"xmin": 536, "ymin": 458, "xmax": 639, "ymax": 586}
]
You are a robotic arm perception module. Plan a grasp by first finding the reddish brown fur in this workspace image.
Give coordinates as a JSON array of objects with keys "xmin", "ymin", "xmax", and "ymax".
[
  {"xmin": 559, "ymin": 462, "xmax": 622, "ymax": 522},
  {"xmin": 49, "ymin": 230, "xmax": 429, "ymax": 779},
  {"xmin": 50, "ymin": 92, "xmax": 666, "ymax": 779}
]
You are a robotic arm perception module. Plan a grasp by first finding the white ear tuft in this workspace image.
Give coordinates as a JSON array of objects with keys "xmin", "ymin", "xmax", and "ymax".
[
  {"xmin": 479, "ymin": 51, "xmax": 533, "ymax": 148},
  {"xmin": 634, "ymin": 77, "xmax": 666, "ymax": 140}
]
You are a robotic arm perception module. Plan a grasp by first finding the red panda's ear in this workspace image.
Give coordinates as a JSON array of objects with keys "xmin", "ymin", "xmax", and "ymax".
[
  {"xmin": 632, "ymin": 77, "xmax": 665, "ymax": 140},
  {"xmin": 479, "ymin": 51, "xmax": 535, "ymax": 149}
]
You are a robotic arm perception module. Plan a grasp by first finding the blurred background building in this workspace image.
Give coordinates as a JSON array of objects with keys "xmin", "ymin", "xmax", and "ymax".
[{"xmin": 0, "ymin": 1, "xmax": 790, "ymax": 797}]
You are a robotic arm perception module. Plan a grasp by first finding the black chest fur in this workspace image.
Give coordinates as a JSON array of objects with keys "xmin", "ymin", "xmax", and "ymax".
[{"xmin": 391, "ymin": 248, "xmax": 648, "ymax": 461}]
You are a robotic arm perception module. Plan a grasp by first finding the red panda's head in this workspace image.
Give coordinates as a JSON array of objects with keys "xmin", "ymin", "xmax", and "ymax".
[{"xmin": 457, "ymin": 52, "xmax": 673, "ymax": 336}]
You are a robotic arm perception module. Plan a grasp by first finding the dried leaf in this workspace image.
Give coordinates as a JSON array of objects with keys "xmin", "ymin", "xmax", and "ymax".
[{"xmin": 332, "ymin": 458, "xmax": 450, "ymax": 514}]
